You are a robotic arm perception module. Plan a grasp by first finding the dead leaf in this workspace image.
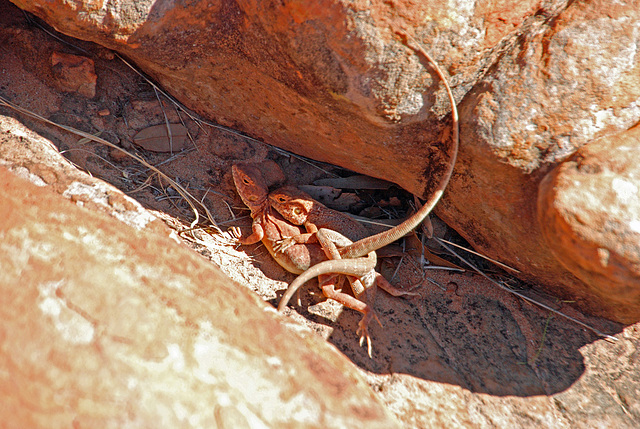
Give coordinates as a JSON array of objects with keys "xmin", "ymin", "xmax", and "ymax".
[
  {"xmin": 313, "ymin": 174, "xmax": 394, "ymax": 190},
  {"xmin": 298, "ymin": 185, "xmax": 362, "ymax": 211},
  {"xmin": 298, "ymin": 185, "xmax": 340, "ymax": 201},
  {"xmin": 133, "ymin": 124, "xmax": 188, "ymax": 152}
]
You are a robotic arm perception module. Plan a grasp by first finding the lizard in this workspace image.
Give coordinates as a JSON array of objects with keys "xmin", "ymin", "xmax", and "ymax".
[
  {"xmin": 232, "ymin": 162, "xmax": 380, "ymax": 355},
  {"xmin": 231, "ymin": 162, "xmax": 324, "ymax": 273},
  {"xmin": 269, "ymin": 184, "xmax": 420, "ymax": 300},
  {"xmin": 268, "ymin": 184, "xmax": 368, "ymax": 297},
  {"xmin": 269, "ymin": 185, "xmax": 369, "ymax": 250},
  {"xmin": 275, "ymin": 32, "xmax": 460, "ymax": 312}
]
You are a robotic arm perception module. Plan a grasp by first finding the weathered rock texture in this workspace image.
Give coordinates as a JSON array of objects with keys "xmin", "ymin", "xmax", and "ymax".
[
  {"xmin": 539, "ymin": 124, "xmax": 640, "ymax": 323},
  {"xmin": 0, "ymin": 118, "xmax": 399, "ymax": 428},
  {"xmin": 50, "ymin": 51, "xmax": 97, "ymax": 98},
  {"xmin": 446, "ymin": 0, "xmax": 640, "ymax": 322},
  {"xmin": 7, "ymin": 2, "xmax": 640, "ymax": 316},
  {"xmin": 1, "ymin": 8, "xmax": 640, "ymax": 425}
]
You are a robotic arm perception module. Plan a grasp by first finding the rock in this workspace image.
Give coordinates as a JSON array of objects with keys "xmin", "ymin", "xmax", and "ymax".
[
  {"xmin": 1, "ymin": 13, "xmax": 640, "ymax": 426},
  {"xmin": 439, "ymin": 0, "xmax": 640, "ymax": 321},
  {"xmin": 0, "ymin": 117, "xmax": 399, "ymax": 428},
  {"xmin": 51, "ymin": 51, "xmax": 97, "ymax": 98},
  {"xmin": 8, "ymin": 0, "xmax": 507, "ymax": 196},
  {"xmin": 538, "ymin": 125, "xmax": 640, "ymax": 324},
  {"xmin": 7, "ymin": 0, "xmax": 640, "ymax": 317}
]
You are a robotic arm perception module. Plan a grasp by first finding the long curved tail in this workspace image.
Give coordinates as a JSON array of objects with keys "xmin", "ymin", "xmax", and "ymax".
[{"xmin": 277, "ymin": 252, "xmax": 376, "ymax": 311}]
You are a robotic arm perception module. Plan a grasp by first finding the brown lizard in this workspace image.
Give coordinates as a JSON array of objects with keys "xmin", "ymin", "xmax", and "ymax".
[
  {"xmin": 269, "ymin": 185, "xmax": 369, "ymax": 248},
  {"xmin": 269, "ymin": 185, "xmax": 420, "ymax": 299},
  {"xmin": 275, "ymin": 32, "xmax": 460, "ymax": 311},
  {"xmin": 231, "ymin": 162, "xmax": 324, "ymax": 274},
  {"xmin": 232, "ymin": 162, "xmax": 380, "ymax": 355}
]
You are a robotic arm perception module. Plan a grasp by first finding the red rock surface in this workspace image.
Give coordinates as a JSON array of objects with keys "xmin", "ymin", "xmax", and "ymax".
[
  {"xmin": 9, "ymin": 0, "xmax": 640, "ymax": 321},
  {"xmin": 0, "ymin": 156, "xmax": 398, "ymax": 428},
  {"xmin": 445, "ymin": 0, "xmax": 640, "ymax": 320},
  {"xmin": 1, "ymin": 2, "xmax": 640, "ymax": 426},
  {"xmin": 50, "ymin": 51, "xmax": 97, "ymax": 98},
  {"xmin": 6, "ymin": 0, "xmax": 542, "ymax": 197},
  {"xmin": 539, "ymin": 125, "xmax": 640, "ymax": 323}
]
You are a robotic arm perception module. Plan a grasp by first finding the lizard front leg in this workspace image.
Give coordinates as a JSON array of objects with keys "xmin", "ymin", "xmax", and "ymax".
[
  {"xmin": 231, "ymin": 217, "xmax": 265, "ymax": 246},
  {"xmin": 272, "ymin": 220, "xmax": 319, "ymax": 252},
  {"xmin": 272, "ymin": 231, "xmax": 317, "ymax": 252}
]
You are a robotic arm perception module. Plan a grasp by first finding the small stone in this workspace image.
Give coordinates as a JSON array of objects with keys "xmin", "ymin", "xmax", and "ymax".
[
  {"xmin": 109, "ymin": 148, "xmax": 128, "ymax": 161},
  {"xmin": 50, "ymin": 51, "xmax": 97, "ymax": 98}
]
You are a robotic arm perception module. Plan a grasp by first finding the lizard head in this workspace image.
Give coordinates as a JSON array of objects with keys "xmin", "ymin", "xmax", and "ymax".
[
  {"xmin": 268, "ymin": 186, "xmax": 313, "ymax": 225},
  {"xmin": 232, "ymin": 163, "xmax": 268, "ymax": 208}
]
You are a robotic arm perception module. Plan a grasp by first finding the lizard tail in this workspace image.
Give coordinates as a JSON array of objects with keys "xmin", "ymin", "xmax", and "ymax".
[
  {"xmin": 277, "ymin": 253, "xmax": 376, "ymax": 311},
  {"xmin": 338, "ymin": 32, "xmax": 459, "ymax": 259}
]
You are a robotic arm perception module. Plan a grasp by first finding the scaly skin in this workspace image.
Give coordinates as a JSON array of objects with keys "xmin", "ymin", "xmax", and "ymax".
[
  {"xmin": 232, "ymin": 163, "xmax": 324, "ymax": 274},
  {"xmin": 269, "ymin": 185, "xmax": 419, "ymax": 299},
  {"xmin": 269, "ymin": 185, "xmax": 368, "ymax": 248},
  {"xmin": 275, "ymin": 33, "xmax": 459, "ymax": 312},
  {"xmin": 232, "ymin": 163, "xmax": 379, "ymax": 355}
]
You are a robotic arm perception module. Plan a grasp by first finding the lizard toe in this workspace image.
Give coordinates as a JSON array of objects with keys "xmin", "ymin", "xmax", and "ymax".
[
  {"xmin": 273, "ymin": 237, "xmax": 295, "ymax": 253},
  {"xmin": 229, "ymin": 226, "xmax": 242, "ymax": 239},
  {"xmin": 356, "ymin": 313, "xmax": 376, "ymax": 359}
]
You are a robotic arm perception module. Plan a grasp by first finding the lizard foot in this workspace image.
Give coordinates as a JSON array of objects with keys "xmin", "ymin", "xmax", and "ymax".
[
  {"xmin": 405, "ymin": 282, "xmax": 424, "ymax": 299},
  {"xmin": 375, "ymin": 273, "xmax": 422, "ymax": 299},
  {"xmin": 356, "ymin": 310, "xmax": 383, "ymax": 359},
  {"xmin": 273, "ymin": 237, "xmax": 296, "ymax": 253},
  {"xmin": 229, "ymin": 226, "xmax": 243, "ymax": 246}
]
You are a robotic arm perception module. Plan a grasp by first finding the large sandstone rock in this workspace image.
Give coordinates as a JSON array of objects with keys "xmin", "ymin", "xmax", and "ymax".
[
  {"xmin": 0, "ymin": 117, "xmax": 399, "ymax": 428},
  {"xmin": 539, "ymin": 125, "xmax": 640, "ymax": 323},
  {"xmin": 8, "ymin": 0, "xmax": 640, "ymax": 319},
  {"xmin": 1, "ymin": 14, "xmax": 639, "ymax": 426},
  {"xmin": 446, "ymin": 0, "xmax": 640, "ymax": 320}
]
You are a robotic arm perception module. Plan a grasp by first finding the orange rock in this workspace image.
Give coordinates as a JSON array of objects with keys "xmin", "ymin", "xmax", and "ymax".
[
  {"xmin": 438, "ymin": 0, "xmax": 640, "ymax": 322},
  {"xmin": 13, "ymin": 0, "xmax": 640, "ymax": 321},
  {"xmin": 0, "ymin": 165, "xmax": 399, "ymax": 428},
  {"xmin": 539, "ymin": 125, "xmax": 640, "ymax": 323},
  {"xmin": 51, "ymin": 51, "xmax": 97, "ymax": 98}
]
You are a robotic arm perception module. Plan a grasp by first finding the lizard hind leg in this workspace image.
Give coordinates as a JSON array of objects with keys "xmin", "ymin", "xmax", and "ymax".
[
  {"xmin": 319, "ymin": 281, "xmax": 379, "ymax": 358},
  {"xmin": 314, "ymin": 227, "xmax": 352, "ymax": 261}
]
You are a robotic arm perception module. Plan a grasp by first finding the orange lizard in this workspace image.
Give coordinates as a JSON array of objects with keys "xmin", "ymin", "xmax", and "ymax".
[
  {"xmin": 231, "ymin": 162, "xmax": 323, "ymax": 273},
  {"xmin": 269, "ymin": 185, "xmax": 420, "ymax": 300},
  {"xmin": 269, "ymin": 185, "xmax": 369, "ymax": 249},
  {"xmin": 275, "ymin": 33, "xmax": 459, "ymax": 313},
  {"xmin": 232, "ymin": 162, "xmax": 381, "ymax": 355}
]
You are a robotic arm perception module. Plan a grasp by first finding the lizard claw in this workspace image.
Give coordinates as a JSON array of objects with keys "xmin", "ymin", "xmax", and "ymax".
[
  {"xmin": 400, "ymin": 287, "xmax": 422, "ymax": 300},
  {"xmin": 356, "ymin": 310, "xmax": 381, "ymax": 359},
  {"xmin": 357, "ymin": 326, "xmax": 372, "ymax": 359},
  {"xmin": 229, "ymin": 226, "xmax": 243, "ymax": 246},
  {"xmin": 273, "ymin": 237, "xmax": 295, "ymax": 253},
  {"xmin": 229, "ymin": 226, "xmax": 239, "ymax": 238},
  {"xmin": 406, "ymin": 285, "xmax": 423, "ymax": 300}
]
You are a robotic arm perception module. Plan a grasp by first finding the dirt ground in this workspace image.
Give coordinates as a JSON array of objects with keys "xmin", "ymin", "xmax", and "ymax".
[{"xmin": 0, "ymin": 4, "xmax": 628, "ymax": 427}]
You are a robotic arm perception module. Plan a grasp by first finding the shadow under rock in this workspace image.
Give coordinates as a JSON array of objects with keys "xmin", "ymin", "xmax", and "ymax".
[{"xmin": 295, "ymin": 269, "xmax": 622, "ymax": 397}]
